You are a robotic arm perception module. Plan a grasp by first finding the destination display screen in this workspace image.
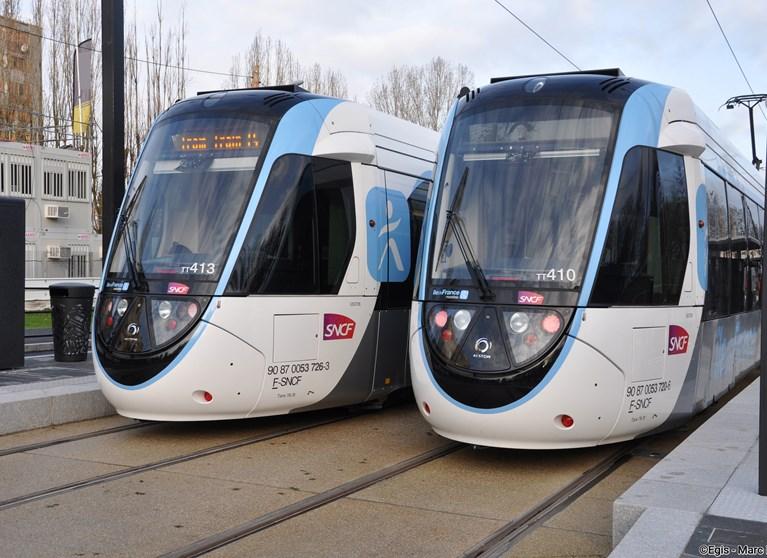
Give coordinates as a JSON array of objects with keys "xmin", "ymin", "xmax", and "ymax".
[{"xmin": 172, "ymin": 131, "xmax": 264, "ymax": 152}]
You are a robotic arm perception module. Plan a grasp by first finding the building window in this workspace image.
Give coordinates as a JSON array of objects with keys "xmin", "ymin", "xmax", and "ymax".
[
  {"xmin": 9, "ymin": 159, "xmax": 32, "ymax": 196},
  {"xmin": 68, "ymin": 245, "xmax": 89, "ymax": 278},
  {"xmin": 44, "ymin": 171, "xmax": 64, "ymax": 198},
  {"xmin": 67, "ymin": 168, "xmax": 88, "ymax": 201}
]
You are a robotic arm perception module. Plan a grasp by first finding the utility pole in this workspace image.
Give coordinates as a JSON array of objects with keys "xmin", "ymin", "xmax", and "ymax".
[
  {"xmin": 726, "ymin": 93, "xmax": 767, "ymax": 495},
  {"xmin": 101, "ymin": 0, "xmax": 125, "ymax": 260}
]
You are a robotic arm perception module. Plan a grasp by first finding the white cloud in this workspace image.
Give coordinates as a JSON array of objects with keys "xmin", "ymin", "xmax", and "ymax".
[{"xmin": 75, "ymin": 0, "xmax": 767, "ymax": 161}]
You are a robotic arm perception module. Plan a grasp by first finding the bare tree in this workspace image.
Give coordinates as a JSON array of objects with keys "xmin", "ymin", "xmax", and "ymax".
[
  {"xmin": 369, "ymin": 57, "xmax": 473, "ymax": 131},
  {"xmin": 1, "ymin": 0, "xmax": 19, "ymax": 19},
  {"xmin": 123, "ymin": 1, "xmax": 187, "ymax": 176},
  {"xmin": 227, "ymin": 31, "xmax": 348, "ymax": 98}
]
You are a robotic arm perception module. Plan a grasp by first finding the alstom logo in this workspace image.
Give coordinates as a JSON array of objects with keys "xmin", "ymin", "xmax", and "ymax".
[
  {"xmin": 323, "ymin": 314, "xmax": 356, "ymax": 340},
  {"xmin": 167, "ymin": 282, "xmax": 190, "ymax": 295},
  {"xmin": 668, "ymin": 325, "xmax": 690, "ymax": 355},
  {"xmin": 517, "ymin": 291, "xmax": 545, "ymax": 305}
]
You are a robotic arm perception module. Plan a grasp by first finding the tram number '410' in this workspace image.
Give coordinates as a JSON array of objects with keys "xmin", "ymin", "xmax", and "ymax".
[
  {"xmin": 180, "ymin": 262, "xmax": 216, "ymax": 275},
  {"xmin": 535, "ymin": 268, "xmax": 576, "ymax": 282}
]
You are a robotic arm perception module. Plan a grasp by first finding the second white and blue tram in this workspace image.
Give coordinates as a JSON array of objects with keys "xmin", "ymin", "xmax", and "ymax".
[
  {"xmin": 411, "ymin": 69, "xmax": 763, "ymax": 449},
  {"xmin": 94, "ymin": 85, "xmax": 437, "ymax": 420}
]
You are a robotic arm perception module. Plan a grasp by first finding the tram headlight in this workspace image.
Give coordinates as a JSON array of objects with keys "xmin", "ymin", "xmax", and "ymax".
[
  {"xmin": 116, "ymin": 298, "xmax": 129, "ymax": 317},
  {"xmin": 509, "ymin": 312, "xmax": 530, "ymax": 334},
  {"xmin": 453, "ymin": 310, "xmax": 472, "ymax": 331},
  {"xmin": 150, "ymin": 298, "xmax": 203, "ymax": 347},
  {"xmin": 425, "ymin": 305, "xmax": 476, "ymax": 361},
  {"xmin": 157, "ymin": 300, "xmax": 173, "ymax": 320},
  {"xmin": 502, "ymin": 308, "xmax": 572, "ymax": 367}
]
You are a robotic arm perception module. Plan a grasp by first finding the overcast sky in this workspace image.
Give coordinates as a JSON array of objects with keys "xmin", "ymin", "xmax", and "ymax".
[{"xmin": 45, "ymin": 1, "xmax": 767, "ymax": 170}]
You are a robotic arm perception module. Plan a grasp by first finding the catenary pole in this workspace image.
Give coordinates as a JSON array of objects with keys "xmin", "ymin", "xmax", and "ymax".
[
  {"xmin": 724, "ymin": 94, "xmax": 767, "ymax": 495},
  {"xmin": 101, "ymin": 0, "xmax": 125, "ymax": 260}
]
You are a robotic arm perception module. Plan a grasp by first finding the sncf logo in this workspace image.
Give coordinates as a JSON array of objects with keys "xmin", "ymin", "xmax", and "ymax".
[
  {"xmin": 517, "ymin": 291, "xmax": 545, "ymax": 305},
  {"xmin": 668, "ymin": 325, "xmax": 690, "ymax": 355},
  {"xmin": 167, "ymin": 282, "xmax": 190, "ymax": 295},
  {"xmin": 323, "ymin": 314, "xmax": 356, "ymax": 340}
]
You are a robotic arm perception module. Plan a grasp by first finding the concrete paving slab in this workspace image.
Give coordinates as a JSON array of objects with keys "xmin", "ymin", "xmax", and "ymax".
[
  {"xmin": 681, "ymin": 419, "xmax": 757, "ymax": 454},
  {"xmin": 502, "ymin": 525, "xmax": 611, "ymax": 557},
  {"xmin": 707, "ymin": 445, "xmax": 767, "ymax": 523},
  {"xmin": 0, "ymin": 451, "xmax": 125, "ymax": 501},
  {"xmin": 204, "ymin": 496, "xmax": 506, "ymax": 558},
  {"xmin": 640, "ymin": 444, "xmax": 745, "ymax": 488},
  {"xmin": 0, "ymin": 469, "xmax": 313, "ymax": 558},
  {"xmin": 0, "ymin": 414, "xmax": 135, "ymax": 452},
  {"xmin": 543, "ymin": 495, "xmax": 613, "ymax": 536},
  {"xmin": 615, "ymin": 478, "xmax": 719, "ymax": 514},
  {"xmin": 609, "ymin": 507, "xmax": 701, "ymax": 558},
  {"xmin": 29, "ymin": 411, "xmax": 328, "ymax": 467},
  {"xmin": 163, "ymin": 406, "xmax": 442, "ymax": 493},
  {"xmin": 350, "ymin": 445, "xmax": 615, "ymax": 522}
]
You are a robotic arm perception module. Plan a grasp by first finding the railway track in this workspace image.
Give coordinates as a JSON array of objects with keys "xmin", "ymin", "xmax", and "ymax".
[
  {"xmin": 154, "ymin": 371, "xmax": 759, "ymax": 557},
  {"xmin": 0, "ymin": 421, "xmax": 153, "ymax": 458},
  {"xmin": 0, "ymin": 412, "xmax": 350, "ymax": 512},
  {"xmin": 159, "ymin": 442, "xmax": 463, "ymax": 558}
]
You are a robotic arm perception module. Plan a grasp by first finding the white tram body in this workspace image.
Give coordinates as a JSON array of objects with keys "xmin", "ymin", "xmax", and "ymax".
[
  {"xmin": 94, "ymin": 86, "xmax": 437, "ymax": 420},
  {"xmin": 410, "ymin": 70, "xmax": 763, "ymax": 449}
]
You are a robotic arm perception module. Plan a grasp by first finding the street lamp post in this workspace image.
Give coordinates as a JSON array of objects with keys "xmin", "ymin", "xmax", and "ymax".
[{"xmin": 726, "ymin": 93, "xmax": 767, "ymax": 496}]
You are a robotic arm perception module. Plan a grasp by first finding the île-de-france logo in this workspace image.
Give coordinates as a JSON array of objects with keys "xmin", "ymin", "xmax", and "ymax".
[{"xmin": 323, "ymin": 314, "xmax": 356, "ymax": 341}]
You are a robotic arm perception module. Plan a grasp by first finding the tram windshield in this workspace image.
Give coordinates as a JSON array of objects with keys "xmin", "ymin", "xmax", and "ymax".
[
  {"xmin": 431, "ymin": 99, "xmax": 617, "ymax": 291},
  {"xmin": 106, "ymin": 114, "xmax": 273, "ymax": 292}
]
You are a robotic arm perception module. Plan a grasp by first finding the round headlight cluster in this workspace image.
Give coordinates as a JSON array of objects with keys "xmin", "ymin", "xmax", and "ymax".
[
  {"xmin": 509, "ymin": 312, "xmax": 530, "ymax": 334},
  {"xmin": 453, "ymin": 309, "xmax": 472, "ymax": 331},
  {"xmin": 158, "ymin": 300, "xmax": 173, "ymax": 320},
  {"xmin": 116, "ymin": 298, "xmax": 129, "ymax": 317}
]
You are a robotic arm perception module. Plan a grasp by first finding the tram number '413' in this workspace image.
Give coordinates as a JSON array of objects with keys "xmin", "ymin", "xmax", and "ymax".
[{"xmin": 180, "ymin": 262, "xmax": 216, "ymax": 275}]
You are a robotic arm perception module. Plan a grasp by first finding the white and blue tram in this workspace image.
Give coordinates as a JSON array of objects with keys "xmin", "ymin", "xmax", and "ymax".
[
  {"xmin": 410, "ymin": 69, "xmax": 763, "ymax": 449},
  {"xmin": 94, "ymin": 85, "xmax": 437, "ymax": 420}
]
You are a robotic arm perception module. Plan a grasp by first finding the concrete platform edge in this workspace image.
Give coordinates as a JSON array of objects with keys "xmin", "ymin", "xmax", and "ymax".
[
  {"xmin": 0, "ymin": 376, "xmax": 115, "ymax": 435},
  {"xmin": 610, "ymin": 380, "xmax": 760, "ymax": 557}
]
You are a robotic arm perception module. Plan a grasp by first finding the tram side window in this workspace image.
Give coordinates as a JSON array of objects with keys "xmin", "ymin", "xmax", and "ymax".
[
  {"xmin": 728, "ymin": 186, "xmax": 748, "ymax": 314},
  {"xmin": 591, "ymin": 146, "xmax": 689, "ymax": 306},
  {"xmin": 226, "ymin": 154, "xmax": 355, "ymax": 295},
  {"xmin": 702, "ymin": 168, "xmax": 730, "ymax": 319},
  {"xmin": 744, "ymin": 198, "xmax": 762, "ymax": 311},
  {"xmin": 313, "ymin": 158, "xmax": 356, "ymax": 292}
]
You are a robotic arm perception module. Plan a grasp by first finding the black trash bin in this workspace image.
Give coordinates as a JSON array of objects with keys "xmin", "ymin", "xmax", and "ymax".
[{"xmin": 49, "ymin": 283, "xmax": 96, "ymax": 362}]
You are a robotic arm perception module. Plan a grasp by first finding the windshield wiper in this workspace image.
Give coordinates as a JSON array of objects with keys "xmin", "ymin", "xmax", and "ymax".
[
  {"xmin": 437, "ymin": 167, "xmax": 495, "ymax": 301},
  {"xmin": 116, "ymin": 176, "xmax": 149, "ymax": 291}
]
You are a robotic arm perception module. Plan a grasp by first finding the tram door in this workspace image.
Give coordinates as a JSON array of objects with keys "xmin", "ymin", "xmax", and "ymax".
[{"xmin": 367, "ymin": 171, "xmax": 429, "ymax": 394}]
